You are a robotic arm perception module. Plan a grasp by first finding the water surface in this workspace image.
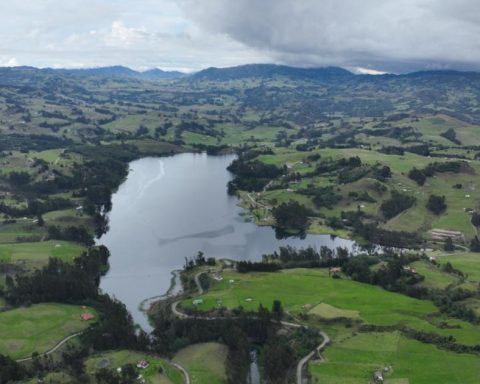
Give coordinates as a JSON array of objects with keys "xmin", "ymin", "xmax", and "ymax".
[{"xmin": 98, "ymin": 153, "xmax": 355, "ymax": 329}]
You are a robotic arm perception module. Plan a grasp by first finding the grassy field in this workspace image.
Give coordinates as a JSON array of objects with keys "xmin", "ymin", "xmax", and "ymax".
[
  {"xmin": 85, "ymin": 350, "xmax": 183, "ymax": 384},
  {"xmin": 436, "ymin": 253, "xmax": 480, "ymax": 283},
  {"xmin": 181, "ymin": 268, "xmax": 480, "ymax": 382},
  {"xmin": 182, "ymin": 268, "xmax": 436, "ymax": 325},
  {"xmin": 410, "ymin": 260, "xmax": 459, "ymax": 289},
  {"xmin": 433, "ymin": 252, "xmax": 480, "ymax": 304},
  {"xmin": 0, "ymin": 240, "xmax": 84, "ymax": 270},
  {"xmin": 173, "ymin": 343, "xmax": 228, "ymax": 384},
  {"xmin": 43, "ymin": 208, "xmax": 93, "ymax": 228},
  {"xmin": 410, "ymin": 115, "xmax": 480, "ymax": 147},
  {"xmin": 0, "ymin": 303, "xmax": 96, "ymax": 359},
  {"xmin": 253, "ymin": 145, "xmax": 480, "ymax": 242},
  {"xmin": 181, "ymin": 268, "xmax": 480, "ymax": 345},
  {"xmin": 308, "ymin": 302, "xmax": 360, "ymax": 319},
  {"xmin": 310, "ymin": 331, "xmax": 480, "ymax": 384},
  {"xmin": 0, "ymin": 220, "xmax": 47, "ymax": 243}
]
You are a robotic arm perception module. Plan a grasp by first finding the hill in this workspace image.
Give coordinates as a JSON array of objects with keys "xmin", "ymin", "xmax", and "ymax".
[
  {"xmin": 191, "ymin": 63, "xmax": 354, "ymax": 81},
  {"xmin": 0, "ymin": 65, "xmax": 186, "ymax": 81}
]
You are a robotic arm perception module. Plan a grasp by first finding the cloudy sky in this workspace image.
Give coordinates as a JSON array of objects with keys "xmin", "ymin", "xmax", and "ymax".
[{"xmin": 1, "ymin": 0, "xmax": 479, "ymax": 73}]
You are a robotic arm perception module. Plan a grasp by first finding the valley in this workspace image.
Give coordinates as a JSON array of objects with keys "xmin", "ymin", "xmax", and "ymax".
[{"xmin": 0, "ymin": 65, "xmax": 479, "ymax": 383}]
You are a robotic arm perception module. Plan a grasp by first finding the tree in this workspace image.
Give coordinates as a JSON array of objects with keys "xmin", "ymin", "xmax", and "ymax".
[
  {"xmin": 8, "ymin": 171, "xmax": 31, "ymax": 186},
  {"xmin": 470, "ymin": 236, "xmax": 480, "ymax": 252},
  {"xmin": 380, "ymin": 191, "xmax": 416, "ymax": 219},
  {"xmin": 408, "ymin": 167, "xmax": 426, "ymax": 186},
  {"xmin": 444, "ymin": 237, "xmax": 455, "ymax": 252},
  {"xmin": 135, "ymin": 125, "xmax": 149, "ymax": 137},
  {"xmin": 261, "ymin": 336, "xmax": 293, "ymax": 383},
  {"xmin": 471, "ymin": 212, "xmax": 480, "ymax": 227},
  {"xmin": 271, "ymin": 300, "xmax": 283, "ymax": 320},
  {"xmin": 0, "ymin": 354, "xmax": 26, "ymax": 382},
  {"xmin": 427, "ymin": 195, "xmax": 447, "ymax": 215},
  {"xmin": 374, "ymin": 165, "xmax": 392, "ymax": 182},
  {"xmin": 272, "ymin": 201, "xmax": 309, "ymax": 231}
]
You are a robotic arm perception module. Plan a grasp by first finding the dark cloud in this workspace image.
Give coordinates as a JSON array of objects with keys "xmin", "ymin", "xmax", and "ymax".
[
  {"xmin": 179, "ymin": 0, "xmax": 480, "ymax": 72},
  {"xmin": 1, "ymin": 1, "xmax": 479, "ymax": 71}
]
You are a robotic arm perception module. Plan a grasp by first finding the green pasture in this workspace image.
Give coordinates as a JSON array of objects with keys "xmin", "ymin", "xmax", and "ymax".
[
  {"xmin": 182, "ymin": 268, "xmax": 480, "ymax": 345},
  {"xmin": 0, "ymin": 240, "xmax": 84, "ymax": 270},
  {"xmin": 410, "ymin": 260, "xmax": 458, "ymax": 289},
  {"xmin": 173, "ymin": 343, "xmax": 228, "ymax": 384},
  {"xmin": 411, "ymin": 115, "xmax": 480, "ymax": 147},
  {"xmin": 308, "ymin": 303, "xmax": 360, "ymax": 319},
  {"xmin": 310, "ymin": 331, "xmax": 480, "ymax": 384},
  {"xmin": 0, "ymin": 303, "xmax": 96, "ymax": 359},
  {"xmin": 0, "ymin": 220, "xmax": 46, "ymax": 243},
  {"xmin": 437, "ymin": 253, "xmax": 480, "ymax": 283},
  {"xmin": 30, "ymin": 149, "xmax": 64, "ymax": 163},
  {"xmin": 43, "ymin": 208, "xmax": 92, "ymax": 228},
  {"xmin": 255, "ymin": 146, "xmax": 480, "ymax": 241}
]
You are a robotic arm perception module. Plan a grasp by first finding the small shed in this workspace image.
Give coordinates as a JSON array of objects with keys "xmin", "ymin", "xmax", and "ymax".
[
  {"xmin": 136, "ymin": 360, "xmax": 149, "ymax": 369},
  {"xmin": 81, "ymin": 313, "xmax": 95, "ymax": 321},
  {"xmin": 329, "ymin": 267, "xmax": 341, "ymax": 277}
]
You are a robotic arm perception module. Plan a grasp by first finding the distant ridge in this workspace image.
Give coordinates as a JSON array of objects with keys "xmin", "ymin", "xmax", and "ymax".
[
  {"xmin": 191, "ymin": 64, "xmax": 354, "ymax": 81},
  {"xmin": 0, "ymin": 64, "xmax": 479, "ymax": 84},
  {"xmin": 48, "ymin": 65, "xmax": 187, "ymax": 79},
  {"xmin": 400, "ymin": 69, "xmax": 480, "ymax": 80},
  {"xmin": 0, "ymin": 65, "xmax": 187, "ymax": 79}
]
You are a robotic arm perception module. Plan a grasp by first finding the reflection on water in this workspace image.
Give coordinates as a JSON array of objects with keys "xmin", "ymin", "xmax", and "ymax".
[
  {"xmin": 157, "ymin": 225, "xmax": 235, "ymax": 246},
  {"xmin": 98, "ymin": 153, "xmax": 356, "ymax": 330}
]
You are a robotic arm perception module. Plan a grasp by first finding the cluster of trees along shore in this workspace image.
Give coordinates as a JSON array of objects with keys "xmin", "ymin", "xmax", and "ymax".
[
  {"xmin": 226, "ymin": 148, "xmax": 480, "ymax": 252},
  {"xmin": 0, "ymin": 143, "xmax": 160, "ymax": 383}
]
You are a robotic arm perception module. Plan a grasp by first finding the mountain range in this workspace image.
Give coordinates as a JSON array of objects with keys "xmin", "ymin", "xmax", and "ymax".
[{"xmin": 1, "ymin": 63, "xmax": 480, "ymax": 83}]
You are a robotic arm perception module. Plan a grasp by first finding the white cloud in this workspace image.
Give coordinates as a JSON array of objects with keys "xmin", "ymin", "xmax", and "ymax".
[
  {"xmin": 0, "ymin": 57, "xmax": 18, "ymax": 67},
  {"xmin": 0, "ymin": 0, "xmax": 479, "ymax": 72},
  {"xmin": 0, "ymin": 0, "xmax": 266, "ymax": 70},
  {"xmin": 353, "ymin": 67, "xmax": 388, "ymax": 75},
  {"xmin": 105, "ymin": 20, "xmax": 148, "ymax": 47}
]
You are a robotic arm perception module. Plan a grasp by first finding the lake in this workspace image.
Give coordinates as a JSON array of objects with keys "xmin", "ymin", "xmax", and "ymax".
[{"xmin": 98, "ymin": 153, "xmax": 355, "ymax": 330}]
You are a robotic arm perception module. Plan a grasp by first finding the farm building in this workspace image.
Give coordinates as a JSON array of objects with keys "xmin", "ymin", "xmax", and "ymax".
[
  {"xmin": 80, "ymin": 313, "xmax": 95, "ymax": 321},
  {"xmin": 136, "ymin": 360, "xmax": 149, "ymax": 369}
]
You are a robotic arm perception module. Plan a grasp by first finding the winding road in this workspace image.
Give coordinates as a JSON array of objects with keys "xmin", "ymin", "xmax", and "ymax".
[
  {"xmin": 21, "ymin": 271, "xmax": 327, "ymax": 384},
  {"xmin": 15, "ymin": 328, "xmax": 192, "ymax": 384},
  {"xmin": 169, "ymin": 361, "xmax": 191, "ymax": 384},
  {"xmin": 15, "ymin": 331, "xmax": 84, "ymax": 363},
  {"xmin": 194, "ymin": 271, "xmax": 205, "ymax": 295},
  {"xmin": 172, "ymin": 270, "xmax": 331, "ymax": 384},
  {"xmin": 296, "ymin": 331, "xmax": 330, "ymax": 384}
]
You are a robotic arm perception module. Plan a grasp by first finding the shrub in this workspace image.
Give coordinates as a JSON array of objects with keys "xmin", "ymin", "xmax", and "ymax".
[{"xmin": 427, "ymin": 195, "xmax": 447, "ymax": 215}]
